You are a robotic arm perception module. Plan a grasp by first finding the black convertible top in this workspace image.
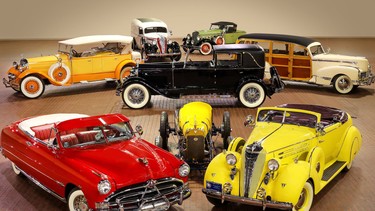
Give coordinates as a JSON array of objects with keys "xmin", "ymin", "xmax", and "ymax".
[
  {"xmin": 211, "ymin": 21, "xmax": 237, "ymax": 27},
  {"xmin": 213, "ymin": 44, "xmax": 263, "ymax": 52},
  {"xmin": 238, "ymin": 33, "xmax": 317, "ymax": 47}
]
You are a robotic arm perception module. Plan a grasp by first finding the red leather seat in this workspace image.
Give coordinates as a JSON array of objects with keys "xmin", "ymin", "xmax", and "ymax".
[
  {"xmin": 31, "ymin": 124, "xmax": 55, "ymax": 142},
  {"xmin": 76, "ymin": 131, "xmax": 98, "ymax": 143},
  {"xmin": 60, "ymin": 134, "xmax": 79, "ymax": 148}
]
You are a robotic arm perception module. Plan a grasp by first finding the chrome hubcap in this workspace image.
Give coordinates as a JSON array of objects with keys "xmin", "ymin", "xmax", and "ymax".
[
  {"xmin": 74, "ymin": 195, "xmax": 88, "ymax": 211},
  {"xmin": 244, "ymin": 87, "xmax": 260, "ymax": 103},
  {"xmin": 128, "ymin": 88, "xmax": 145, "ymax": 104}
]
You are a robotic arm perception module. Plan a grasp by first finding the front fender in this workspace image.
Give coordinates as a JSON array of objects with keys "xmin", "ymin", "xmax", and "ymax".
[
  {"xmin": 272, "ymin": 161, "xmax": 310, "ymax": 205},
  {"xmin": 18, "ymin": 69, "xmax": 65, "ymax": 86},
  {"xmin": 315, "ymin": 66, "xmax": 360, "ymax": 85},
  {"xmin": 120, "ymin": 78, "xmax": 163, "ymax": 96}
]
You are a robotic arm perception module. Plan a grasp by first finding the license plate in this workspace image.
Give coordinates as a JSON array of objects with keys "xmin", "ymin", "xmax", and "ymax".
[{"xmin": 206, "ymin": 181, "xmax": 222, "ymax": 192}]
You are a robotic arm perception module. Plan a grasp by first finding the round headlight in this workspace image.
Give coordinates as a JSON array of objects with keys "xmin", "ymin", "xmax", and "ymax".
[
  {"xmin": 97, "ymin": 180, "xmax": 111, "ymax": 195},
  {"xmin": 268, "ymin": 159, "xmax": 279, "ymax": 171},
  {"xmin": 226, "ymin": 153, "xmax": 237, "ymax": 165},
  {"xmin": 152, "ymin": 40, "xmax": 157, "ymax": 45},
  {"xmin": 179, "ymin": 163, "xmax": 190, "ymax": 177}
]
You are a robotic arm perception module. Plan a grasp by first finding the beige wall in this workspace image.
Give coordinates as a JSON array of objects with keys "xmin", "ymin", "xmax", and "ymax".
[{"xmin": 1, "ymin": 0, "xmax": 375, "ymax": 40}]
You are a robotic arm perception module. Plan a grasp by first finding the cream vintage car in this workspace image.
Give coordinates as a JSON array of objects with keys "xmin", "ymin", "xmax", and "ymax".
[
  {"xmin": 3, "ymin": 35, "xmax": 141, "ymax": 98},
  {"xmin": 237, "ymin": 33, "xmax": 375, "ymax": 94},
  {"xmin": 203, "ymin": 104, "xmax": 362, "ymax": 210}
]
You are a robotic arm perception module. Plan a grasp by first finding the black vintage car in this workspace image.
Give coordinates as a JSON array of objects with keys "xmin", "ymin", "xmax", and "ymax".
[{"xmin": 116, "ymin": 44, "xmax": 284, "ymax": 109}]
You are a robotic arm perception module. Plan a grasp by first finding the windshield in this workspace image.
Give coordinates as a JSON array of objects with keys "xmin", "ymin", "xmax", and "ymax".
[
  {"xmin": 257, "ymin": 109, "xmax": 317, "ymax": 128},
  {"xmin": 210, "ymin": 24, "xmax": 225, "ymax": 30},
  {"xmin": 309, "ymin": 44, "xmax": 325, "ymax": 56},
  {"xmin": 144, "ymin": 27, "xmax": 167, "ymax": 33},
  {"xmin": 59, "ymin": 122, "xmax": 134, "ymax": 148}
]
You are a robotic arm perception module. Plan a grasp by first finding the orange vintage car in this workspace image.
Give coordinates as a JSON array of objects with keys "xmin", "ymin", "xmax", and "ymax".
[{"xmin": 3, "ymin": 35, "xmax": 141, "ymax": 98}]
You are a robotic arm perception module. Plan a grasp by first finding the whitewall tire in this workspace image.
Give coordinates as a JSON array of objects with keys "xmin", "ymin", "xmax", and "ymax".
[
  {"xmin": 119, "ymin": 66, "xmax": 132, "ymax": 83},
  {"xmin": 293, "ymin": 181, "xmax": 314, "ymax": 211},
  {"xmin": 333, "ymin": 75, "xmax": 353, "ymax": 94},
  {"xmin": 122, "ymin": 83, "xmax": 150, "ymax": 109},
  {"xmin": 199, "ymin": 42, "xmax": 213, "ymax": 55},
  {"xmin": 20, "ymin": 76, "xmax": 45, "ymax": 99},
  {"xmin": 48, "ymin": 63, "xmax": 71, "ymax": 84},
  {"xmin": 238, "ymin": 82, "xmax": 266, "ymax": 108},
  {"xmin": 12, "ymin": 162, "xmax": 21, "ymax": 175},
  {"xmin": 68, "ymin": 189, "xmax": 88, "ymax": 211}
]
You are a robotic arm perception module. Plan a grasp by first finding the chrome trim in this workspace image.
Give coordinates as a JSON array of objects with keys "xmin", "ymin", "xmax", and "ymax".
[
  {"xmin": 202, "ymin": 188, "xmax": 292, "ymax": 210},
  {"xmin": 312, "ymin": 59, "xmax": 357, "ymax": 65}
]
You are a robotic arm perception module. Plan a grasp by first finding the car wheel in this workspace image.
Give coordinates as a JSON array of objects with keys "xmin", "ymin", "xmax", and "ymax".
[
  {"xmin": 293, "ymin": 181, "xmax": 313, "ymax": 211},
  {"xmin": 20, "ymin": 75, "xmax": 45, "ymax": 99},
  {"xmin": 11, "ymin": 162, "xmax": 21, "ymax": 175},
  {"xmin": 333, "ymin": 75, "xmax": 353, "ymax": 94},
  {"xmin": 119, "ymin": 66, "xmax": 132, "ymax": 83},
  {"xmin": 238, "ymin": 82, "xmax": 266, "ymax": 108},
  {"xmin": 221, "ymin": 111, "xmax": 231, "ymax": 149},
  {"xmin": 159, "ymin": 111, "xmax": 170, "ymax": 151},
  {"xmin": 215, "ymin": 36, "xmax": 225, "ymax": 45},
  {"xmin": 68, "ymin": 188, "xmax": 89, "ymax": 211},
  {"xmin": 122, "ymin": 83, "xmax": 150, "ymax": 109},
  {"xmin": 199, "ymin": 42, "xmax": 213, "ymax": 55},
  {"xmin": 343, "ymin": 141, "xmax": 358, "ymax": 172},
  {"xmin": 48, "ymin": 63, "xmax": 71, "ymax": 84},
  {"xmin": 206, "ymin": 196, "xmax": 227, "ymax": 206}
]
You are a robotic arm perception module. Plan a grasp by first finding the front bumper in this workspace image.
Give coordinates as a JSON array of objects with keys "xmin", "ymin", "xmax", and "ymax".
[
  {"xmin": 146, "ymin": 52, "xmax": 181, "ymax": 57},
  {"xmin": 359, "ymin": 73, "xmax": 375, "ymax": 85},
  {"xmin": 3, "ymin": 77, "xmax": 19, "ymax": 90},
  {"xmin": 202, "ymin": 188, "xmax": 292, "ymax": 210}
]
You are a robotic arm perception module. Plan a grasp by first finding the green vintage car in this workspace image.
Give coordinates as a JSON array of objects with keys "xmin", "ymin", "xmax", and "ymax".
[{"xmin": 182, "ymin": 21, "xmax": 246, "ymax": 55}]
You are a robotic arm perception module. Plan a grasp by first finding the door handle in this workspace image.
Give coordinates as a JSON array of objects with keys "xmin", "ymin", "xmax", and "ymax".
[
  {"xmin": 26, "ymin": 141, "xmax": 32, "ymax": 146},
  {"xmin": 318, "ymin": 140, "xmax": 324, "ymax": 143}
]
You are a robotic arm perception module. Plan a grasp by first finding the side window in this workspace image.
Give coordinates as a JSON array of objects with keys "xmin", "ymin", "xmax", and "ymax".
[
  {"xmin": 138, "ymin": 27, "xmax": 143, "ymax": 35},
  {"xmin": 254, "ymin": 41, "xmax": 270, "ymax": 53},
  {"xmin": 293, "ymin": 44, "xmax": 307, "ymax": 56},
  {"xmin": 272, "ymin": 42, "xmax": 289, "ymax": 55}
]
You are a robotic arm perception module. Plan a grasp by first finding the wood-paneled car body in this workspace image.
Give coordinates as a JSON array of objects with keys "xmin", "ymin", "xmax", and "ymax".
[
  {"xmin": 237, "ymin": 33, "xmax": 375, "ymax": 94},
  {"xmin": 155, "ymin": 102, "xmax": 231, "ymax": 169},
  {"xmin": 182, "ymin": 21, "xmax": 246, "ymax": 55},
  {"xmin": 203, "ymin": 104, "xmax": 362, "ymax": 210},
  {"xmin": 3, "ymin": 35, "xmax": 141, "ymax": 99},
  {"xmin": 0, "ymin": 113, "xmax": 191, "ymax": 211},
  {"xmin": 116, "ymin": 44, "xmax": 284, "ymax": 109}
]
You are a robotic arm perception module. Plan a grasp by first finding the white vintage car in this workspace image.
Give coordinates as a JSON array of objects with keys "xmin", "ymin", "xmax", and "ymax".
[
  {"xmin": 237, "ymin": 33, "xmax": 375, "ymax": 94},
  {"xmin": 131, "ymin": 18, "xmax": 181, "ymax": 61}
]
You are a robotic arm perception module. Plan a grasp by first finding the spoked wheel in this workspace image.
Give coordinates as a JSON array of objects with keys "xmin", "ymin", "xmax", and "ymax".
[
  {"xmin": 159, "ymin": 111, "xmax": 170, "ymax": 151},
  {"xmin": 68, "ymin": 188, "xmax": 89, "ymax": 211},
  {"xmin": 333, "ymin": 74, "xmax": 353, "ymax": 94},
  {"xmin": 238, "ymin": 82, "xmax": 266, "ymax": 108},
  {"xmin": 221, "ymin": 111, "xmax": 231, "ymax": 149},
  {"xmin": 20, "ymin": 75, "xmax": 45, "ymax": 99},
  {"xmin": 122, "ymin": 83, "xmax": 150, "ymax": 109},
  {"xmin": 199, "ymin": 42, "xmax": 213, "ymax": 55},
  {"xmin": 293, "ymin": 181, "xmax": 313, "ymax": 211}
]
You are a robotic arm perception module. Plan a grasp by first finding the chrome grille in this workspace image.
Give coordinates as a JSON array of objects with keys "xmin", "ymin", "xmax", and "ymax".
[
  {"xmin": 158, "ymin": 36, "xmax": 167, "ymax": 54},
  {"xmin": 241, "ymin": 142, "xmax": 265, "ymax": 198},
  {"xmin": 106, "ymin": 178, "xmax": 184, "ymax": 210}
]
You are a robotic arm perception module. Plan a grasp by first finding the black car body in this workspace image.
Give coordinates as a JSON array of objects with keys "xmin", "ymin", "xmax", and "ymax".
[{"xmin": 116, "ymin": 44, "xmax": 284, "ymax": 109}]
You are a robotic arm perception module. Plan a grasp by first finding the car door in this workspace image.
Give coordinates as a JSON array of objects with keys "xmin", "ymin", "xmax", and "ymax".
[
  {"xmin": 71, "ymin": 56, "xmax": 93, "ymax": 81},
  {"xmin": 317, "ymin": 122, "xmax": 346, "ymax": 164},
  {"xmin": 290, "ymin": 44, "xmax": 312, "ymax": 81},
  {"xmin": 214, "ymin": 54, "xmax": 241, "ymax": 90},
  {"xmin": 270, "ymin": 41, "xmax": 291, "ymax": 79}
]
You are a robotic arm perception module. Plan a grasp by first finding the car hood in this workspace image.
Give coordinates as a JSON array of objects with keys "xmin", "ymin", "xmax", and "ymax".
[
  {"xmin": 248, "ymin": 123, "xmax": 316, "ymax": 152},
  {"xmin": 64, "ymin": 139, "xmax": 178, "ymax": 187},
  {"xmin": 26, "ymin": 54, "xmax": 61, "ymax": 64},
  {"xmin": 144, "ymin": 33, "xmax": 169, "ymax": 40},
  {"xmin": 313, "ymin": 53, "xmax": 369, "ymax": 69},
  {"xmin": 197, "ymin": 29, "xmax": 222, "ymax": 36}
]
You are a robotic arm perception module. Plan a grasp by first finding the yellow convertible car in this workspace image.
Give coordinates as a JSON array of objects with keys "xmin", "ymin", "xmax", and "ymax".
[
  {"xmin": 3, "ymin": 35, "xmax": 141, "ymax": 98},
  {"xmin": 203, "ymin": 104, "xmax": 362, "ymax": 210}
]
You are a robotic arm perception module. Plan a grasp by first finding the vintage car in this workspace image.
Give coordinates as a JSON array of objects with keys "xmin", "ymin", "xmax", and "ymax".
[
  {"xmin": 131, "ymin": 18, "xmax": 181, "ymax": 61},
  {"xmin": 0, "ymin": 113, "xmax": 191, "ymax": 211},
  {"xmin": 116, "ymin": 44, "xmax": 284, "ymax": 109},
  {"xmin": 182, "ymin": 21, "xmax": 246, "ymax": 55},
  {"xmin": 155, "ymin": 102, "xmax": 231, "ymax": 169},
  {"xmin": 3, "ymin": 35, "xmax": 141, "ymax": 99},
  {"xmin": 203, "ymin": 104, "xmax": 362, "ymax": 210},
  {"xmin": 237, "ymin": 33, "xmax": 375, "ymax": 94}
]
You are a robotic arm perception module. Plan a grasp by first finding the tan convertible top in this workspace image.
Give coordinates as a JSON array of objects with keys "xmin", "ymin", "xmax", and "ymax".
[{"xmin": 59, "ymin": 35, "xmax": 133, "ymax": 45}]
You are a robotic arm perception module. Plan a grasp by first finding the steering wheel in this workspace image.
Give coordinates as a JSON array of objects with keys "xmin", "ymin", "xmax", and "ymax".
[{"xmin": 71, "ymin": 49, "xmax": 78, "ymax": 57}]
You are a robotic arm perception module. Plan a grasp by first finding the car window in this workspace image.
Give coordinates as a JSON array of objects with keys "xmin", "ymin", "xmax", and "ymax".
[
  {"xmin": 309, "ymin": 44, "xmax": 325, "ymax": 56},
  {"xmin": 293, "ymin": 44, "xmax": 307, "ymax": 56},
  {"xmin": 144, "ymin": 27, "xmax": 167, "ymax": 33},
  {"xmin": 103, "ymin": 122, "xmax": 134, "ymax": 142},
  {"xmin": 272, "ymin": 42, "xmax": 289, "ymax": 55},
  {"xmin": 252, "ymin": 41, "xmax": 270, "ymax": 53},
  {"xmin": 258, "ymin": 109, "xmax": 317, "ymax": 128}
]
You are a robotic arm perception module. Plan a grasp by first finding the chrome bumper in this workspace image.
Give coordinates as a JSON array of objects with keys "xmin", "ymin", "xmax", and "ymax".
[
  {"xmin": 202, "ymin": 188, "xmax": 292, "ymax": 210},
  {"xmin": 3, "ymin": 78, "xmax": 10, "ymax": 87},
  {"xmin": 146, "ymin": 52, "xmax": 181, "ymax": 57}
]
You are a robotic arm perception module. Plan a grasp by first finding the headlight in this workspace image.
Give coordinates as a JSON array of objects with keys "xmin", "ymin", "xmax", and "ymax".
[
  {"xmin": 152, "ymin": 40, "xmax": 157, "ymax": 45},
  {"xmin": 268, "ymin": 159, "xmax": 279, "ymax": 171},
  {"xmin": 179, "ymin": 163, "xmax": 190, "ymax": 177},
  {"xmin": 97, "ymin": 180, "xmax": 111, "ymax": 195},
  {"xmin": 226, "ymin": 153, "xmax": 237, "ymax": 165},
  {"xmin": 168, "ymin": 40, "xmax": 172, "ymax": 44}
]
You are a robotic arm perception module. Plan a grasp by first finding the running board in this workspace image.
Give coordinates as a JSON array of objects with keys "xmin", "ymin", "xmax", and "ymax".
[
  {"xmin": 322, "ymin": 161, "xmax": 346, "ymax": 181},
  {"xmin": 79, "ymin": 78, "xmax": 116, "ymax": 84}
]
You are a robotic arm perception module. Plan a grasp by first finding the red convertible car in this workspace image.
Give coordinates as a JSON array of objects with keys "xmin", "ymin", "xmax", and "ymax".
[{"xmin": 0, "ymin": 113, "xmax": 191, "ymax": 211}]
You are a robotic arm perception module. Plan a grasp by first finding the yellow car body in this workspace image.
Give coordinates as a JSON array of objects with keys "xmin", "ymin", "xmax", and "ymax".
[
  {"xmin": 203, "ymin": 104, "xmax": 362, "ymax": 210},
  {"xmin": 3, "ymin": 35, "xmax": 141, "ymax": 98}
]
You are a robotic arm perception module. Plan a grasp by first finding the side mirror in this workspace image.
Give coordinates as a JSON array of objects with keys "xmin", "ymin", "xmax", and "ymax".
[
  {"xmin": 135, "ymin": 125, "xmax": 143, "ymax": 136},
  {"xmin": 326, "ymin": 47, "xmax": 331, "ymax": 53},
  {"xmin": 244, "ymin": 115, "xmax": 255, "ymax": 127}
]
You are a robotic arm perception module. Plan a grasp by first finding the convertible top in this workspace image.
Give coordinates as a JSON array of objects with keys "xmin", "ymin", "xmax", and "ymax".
[
  {"xmin": 238, "ymin": 33, "xmax": 317, "ymax": 47},
  {"xmin": 211, "ymin": 21, "xmax": 237, "ymax": 27},
  {"xmin": 59, "ymin": 35, "xmax": 133, "ymax": 45}
]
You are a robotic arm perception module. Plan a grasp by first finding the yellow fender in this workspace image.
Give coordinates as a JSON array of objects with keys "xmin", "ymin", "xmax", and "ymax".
[
  {"xmin": 337, "ymin": 126, "xmax": 362, "ymax": 165},
  {"xmin": 306, "ymin": 147, "xmax": 325, "ymax": 193},
  {"xmin": 115, "ymin": 60, "xmax": 136, "ymax": 80},
  {"xmin": 18, "ymin": 69, "xmax": 67, "ymax": 86},
  {"xmin": 228, "ymin": 137, "xmax": 246, "ymax": 153},
  {"xmin": 272, "ymin": 161, "xmax": 310, "ymax": 205}
]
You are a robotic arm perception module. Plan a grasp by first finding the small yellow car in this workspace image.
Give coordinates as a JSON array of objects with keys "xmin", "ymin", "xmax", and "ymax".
[
  {"xmin": 203, "ymin": 104, "xmax": 362, "ymax": 210},
  {"xmin": 3, "ymin": 35, "xmax": 141, "ymax": 98}
]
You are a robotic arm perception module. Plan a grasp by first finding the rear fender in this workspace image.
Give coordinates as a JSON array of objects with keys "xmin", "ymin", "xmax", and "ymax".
[
  {"xmin": 115, "ymin": 60, "xmax": 137, "ymax": 79},
  {"xmin": 121, "ymin": 78, "xmax": 162, "ymax": 96},
  {"xmin": 337, "ymin": 126, "xmax": 362, "ymax": 162}
]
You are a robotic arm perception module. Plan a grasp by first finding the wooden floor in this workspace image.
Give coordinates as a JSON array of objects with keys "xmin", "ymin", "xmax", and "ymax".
[{"xmin": 0, "ymin": 39, "xmax": 375, "ymax": 211}]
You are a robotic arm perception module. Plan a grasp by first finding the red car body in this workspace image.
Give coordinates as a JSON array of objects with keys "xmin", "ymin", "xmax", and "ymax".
[{"xmin": 0, "ymin": 113, "xmax": 191, "ymax": 210}]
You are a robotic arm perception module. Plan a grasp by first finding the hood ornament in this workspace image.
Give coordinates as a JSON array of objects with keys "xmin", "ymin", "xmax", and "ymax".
[{"xmin": 137, "ymin": 157, "xmax": 149, "ymax": 166}]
